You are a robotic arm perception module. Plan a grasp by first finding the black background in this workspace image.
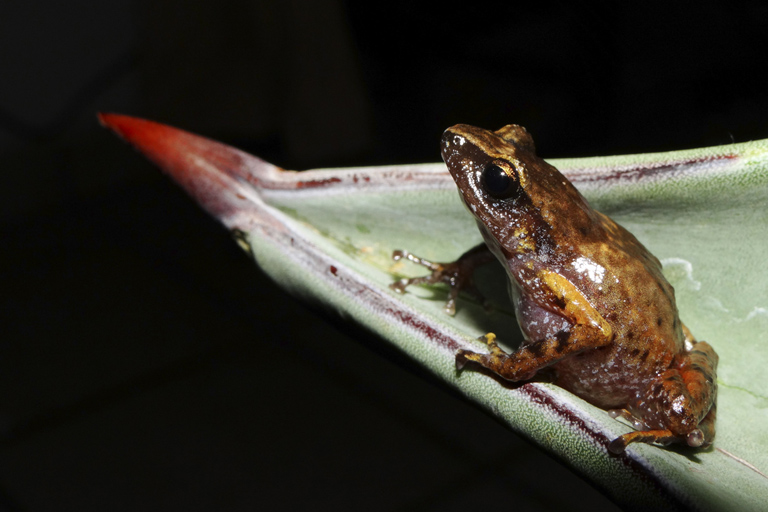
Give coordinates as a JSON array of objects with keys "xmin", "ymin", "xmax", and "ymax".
[{"xmin": 2, "ymin": 1, "xmax": 767, "ymax": 510}]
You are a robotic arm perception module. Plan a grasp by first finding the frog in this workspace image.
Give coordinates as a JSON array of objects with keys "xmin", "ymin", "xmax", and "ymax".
[{"xmin": 390, "ymin": 123, "xmax": 718, "ymax": 453}]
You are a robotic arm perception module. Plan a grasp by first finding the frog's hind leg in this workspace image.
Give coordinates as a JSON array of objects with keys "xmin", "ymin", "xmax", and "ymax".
[{"xmin": 610, "ymin": 341, "xmax": 718, "ymax": 453}]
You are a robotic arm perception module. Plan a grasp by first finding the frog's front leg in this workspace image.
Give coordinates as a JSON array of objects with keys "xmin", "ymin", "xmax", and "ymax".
[
  {"xmin": 390, "ymin": 244, "xmax": 494, "ymax": 315},
  {"xmin": 610, "ymin": 340, "xmax": 718, "ymax": 453},
  {"xmin": 456, "ymin": 269, "xmax": 614, "ymax": 381},
  {"xmin": 456, "ymin": 321, "xmax": 612, "ymax": 381}
]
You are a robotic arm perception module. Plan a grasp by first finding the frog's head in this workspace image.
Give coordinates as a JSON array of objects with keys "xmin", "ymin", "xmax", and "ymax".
[{"xmin": 441, "ymin": 124, "xmax": 590, "ymax": 259}]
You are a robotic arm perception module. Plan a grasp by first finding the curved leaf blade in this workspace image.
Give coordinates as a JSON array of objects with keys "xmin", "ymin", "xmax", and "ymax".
[{"xmin": 100, "ymin": 113, "xmax": 768, "ymax": 511}]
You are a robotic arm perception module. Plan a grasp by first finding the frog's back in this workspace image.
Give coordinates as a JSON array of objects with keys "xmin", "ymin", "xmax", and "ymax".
[{"xmin": 552, "ymin": 212, "xmax": 685, "ymax": 408}]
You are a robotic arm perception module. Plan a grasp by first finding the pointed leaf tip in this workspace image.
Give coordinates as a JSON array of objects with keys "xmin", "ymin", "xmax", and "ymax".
[{"xmin": 98, "ymin": 112, "xmax": 279, "ymax": 228}]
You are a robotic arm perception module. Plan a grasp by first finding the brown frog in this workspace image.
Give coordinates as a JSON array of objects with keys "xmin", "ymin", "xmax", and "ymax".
[{"xmin": 391, "ymin": 124, "xmax": 718, "ymax": 453}]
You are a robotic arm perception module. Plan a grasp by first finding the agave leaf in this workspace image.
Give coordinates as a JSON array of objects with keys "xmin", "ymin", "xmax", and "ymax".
[{"xmin": 99, "ymin": 113, "xmax": 768, "ymax": 511}]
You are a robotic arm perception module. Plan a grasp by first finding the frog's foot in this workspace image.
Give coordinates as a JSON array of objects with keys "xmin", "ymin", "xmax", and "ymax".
[
  {"xmin": 389, "ymin": 250, "xmax": 462, "ymax": 315},
  {"xmin": 456, "ymin": 333, "xmax": 500, "ymax": 370},
  {"xmin": 608, "ymin": 406, "xmax": 715, "ymax": 453},
  {"xmin": 389, "ymin": 245, "xmax": 493, "ymax": 316},
  {"xmin": 608, "ymin": 429, "xmax": 679, "ymax": 454},
  {"xmin": 455, "ymin": 333, "xmax": 538, "ymax": 381},
  {"xmin": 482, "ymin": 333, "xmax": 506, "ymax": 356},
  {"xmin": 607, "ymin": 410, "xmax": 679, "ymax": 453}
]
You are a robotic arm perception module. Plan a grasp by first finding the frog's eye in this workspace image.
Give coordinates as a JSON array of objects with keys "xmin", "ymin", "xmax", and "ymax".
[{"xmin": 482, "ymin": 162, "xmax": 520, "ymax": 199}]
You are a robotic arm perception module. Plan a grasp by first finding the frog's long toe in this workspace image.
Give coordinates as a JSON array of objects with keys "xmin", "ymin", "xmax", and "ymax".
[
  {"xmin": 608, "ymin": 429, "xmax": 678, "ymax": 454},
  {"xmin": 455, "ymin": 350, "xmax": 484, "ymax": 371}
]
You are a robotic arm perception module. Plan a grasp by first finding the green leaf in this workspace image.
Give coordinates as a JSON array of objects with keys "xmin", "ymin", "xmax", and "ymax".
[{"xmin": 100, "ymin": 113, "xmax": 768, "ymax": 511}]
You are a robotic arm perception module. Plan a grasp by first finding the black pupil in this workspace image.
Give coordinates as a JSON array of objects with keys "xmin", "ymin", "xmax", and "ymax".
[{"xmin": 482, "ymin": 163, "xmax": 516, "ymax": 198}]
